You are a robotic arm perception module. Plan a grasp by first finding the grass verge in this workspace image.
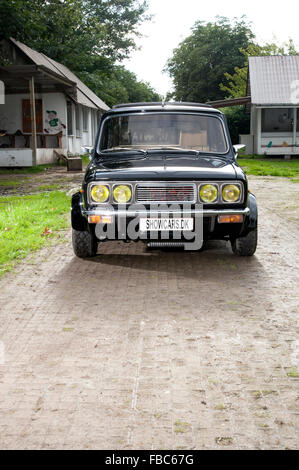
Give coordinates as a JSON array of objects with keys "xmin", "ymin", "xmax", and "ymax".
[
  {"xmin": 0, "ymin": 162, "xmax": 66, "ymax": 175},
  {"xmin": 0, "ymin": 191, "xmax": 70, "ymax": 278},
  {"xmin": 238, "ymin": 155, "xmax": 299, "ymax": 179},
  {"xmin": 0, "ymin": 154, "xmax": 89, "ymax": 175}
]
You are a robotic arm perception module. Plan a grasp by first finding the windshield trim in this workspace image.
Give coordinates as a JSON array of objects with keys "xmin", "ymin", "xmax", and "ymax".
[{"xmin": 97, "ymin": 112, "xmax": 230, "ymax": 157}]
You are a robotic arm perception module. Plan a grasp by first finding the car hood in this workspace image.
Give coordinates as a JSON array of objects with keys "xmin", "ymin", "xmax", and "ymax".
[{"xmin": 87, "ymin": 155, "xmax": 241, "ymax": 182}]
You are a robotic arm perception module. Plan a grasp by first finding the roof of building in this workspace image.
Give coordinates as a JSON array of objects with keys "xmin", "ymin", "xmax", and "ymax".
[
  {"xmin": 249, "ymin": 55, "xmax": 299, "ymax": 105},
  {"xmin": 9, "ymin": 38, "xmax": 109, "ymax": 111}
]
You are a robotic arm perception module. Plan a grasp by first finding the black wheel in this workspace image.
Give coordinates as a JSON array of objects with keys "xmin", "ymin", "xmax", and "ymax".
[
  {"xmin": 231, "ymin": 229, "xmax": 257, "ymax": 256},
  {"xmin": 72, "ymin": 228, "xmax": 98, "ymax": 258}
]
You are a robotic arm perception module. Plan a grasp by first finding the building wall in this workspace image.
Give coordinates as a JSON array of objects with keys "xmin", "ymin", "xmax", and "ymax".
[
  {"xmin": 0, "ymin": 92, "xmax": 68, "ymax": 149},
  {"xmin": 0, "ymin": 148, "xmax": 33, "ymax": 166},
  {"xmin": 1, "ymin": 92, "xmax": 101, "ymax": 165},
  {"xmin": 244, "ymin": 106, "xmax": 299, "ymax": 155},
  {"xmin": 66, "ymin": 103, "xmax": 100, "ymax": 154},
  {"xmin": 36, "ymin": 148, "xmax": 68, "ymax": 165}
]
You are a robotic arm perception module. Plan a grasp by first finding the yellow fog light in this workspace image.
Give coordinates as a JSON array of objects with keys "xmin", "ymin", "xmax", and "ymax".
[
  {"xmin": 90, "ymin": 185, "xmax": 110, "ymax": 203},
  {"xmin": 199, "ymin": 184, "xmax": 218, "ymax": 203},
  {"xmin": 222, "ymin": 184, "xmax": 240, "ymax": 202},
  {"xmin": 113, "ymin": 185, "xmax": 132, "ymax": 203}
]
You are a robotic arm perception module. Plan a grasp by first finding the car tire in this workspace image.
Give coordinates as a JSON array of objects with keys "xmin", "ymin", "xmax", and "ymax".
[
  {"xmin": 231, "ymin": 229, "xmax": 257, "ymax": 256},
  {"xmin": 72, "ymin": 229, "xmax": 98, "ymax": 258}
]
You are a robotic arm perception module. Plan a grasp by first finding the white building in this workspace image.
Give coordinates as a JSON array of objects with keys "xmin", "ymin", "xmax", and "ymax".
[
  {"xmin": 241, "ymin": 55, "xmax": 299, "ymax": 156},
  {"xmin": 0, "ymin": 38, "xmax": 109, "ymax": 167}
]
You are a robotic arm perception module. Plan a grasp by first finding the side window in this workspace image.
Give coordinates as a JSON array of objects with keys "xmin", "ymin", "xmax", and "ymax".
[{"xmin": 67, "ymin": 102, "xmax": 73, "ymax": 136}]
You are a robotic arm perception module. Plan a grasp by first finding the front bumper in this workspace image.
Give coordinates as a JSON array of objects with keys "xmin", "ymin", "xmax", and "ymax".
[
  {"xmin": 82, "ymin": 207, "xmax": 250, "ymax": 218},
  {"xmin": 82, "ymin": 206, "xmax": 251, "ymax": 242}
]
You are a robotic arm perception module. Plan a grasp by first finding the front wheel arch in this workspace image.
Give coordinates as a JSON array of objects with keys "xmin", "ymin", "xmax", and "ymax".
[{"xmin": 71, "ymin": 192, "xmax": 87, "ymax": 232}]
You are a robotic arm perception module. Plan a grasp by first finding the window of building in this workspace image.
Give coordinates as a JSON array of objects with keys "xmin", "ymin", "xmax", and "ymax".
[
  {"xmin": 83, "ymin": 107, "xmax": 89, "ymax": 132},
  {"xmin": 67, "ymin": 102, "xmax": 73, "ymax": 136},
  {"xmin": 75, "ymin": 106, "xmax": 81, "ymax": 136},
  {"xmin": 262, "ymin": 108, "xmax": 294, "ymax": 133}
]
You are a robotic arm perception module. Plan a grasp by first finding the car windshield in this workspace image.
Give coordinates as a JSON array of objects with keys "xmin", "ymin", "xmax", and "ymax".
[{"xmin": 99, "ymin": 113, "xmax": 228, "ymax": 155}]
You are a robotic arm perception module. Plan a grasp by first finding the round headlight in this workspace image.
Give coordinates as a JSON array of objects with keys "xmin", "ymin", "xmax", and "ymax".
[
  {"xmin": 222, "ymin": 184, "xmax": 240, "ymax": 202},
  {"xmin": 90, "ymin": 185, "xmax": 110, "ymax": 203},
  {"xmin": 113, "ymin": 185, "xmax": 132, "ymax": 203},
  {"xmin": 199, "ymin": 184, "xmax": 218, "ymax": 203}
]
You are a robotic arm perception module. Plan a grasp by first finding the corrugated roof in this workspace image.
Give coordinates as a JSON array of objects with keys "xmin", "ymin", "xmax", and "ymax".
[
  {"xmin": 10, "ymin": 38, "xmax": 109, "ymax": 111},
  {"xmin": 249, "ymin": 56, "xmax": 299, "ymax": 105}
]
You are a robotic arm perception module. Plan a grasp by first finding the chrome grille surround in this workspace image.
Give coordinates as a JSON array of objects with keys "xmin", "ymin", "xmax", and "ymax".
[{"xmin": 135, "ymin": 182, "xmax": 197, "ymax": 204}]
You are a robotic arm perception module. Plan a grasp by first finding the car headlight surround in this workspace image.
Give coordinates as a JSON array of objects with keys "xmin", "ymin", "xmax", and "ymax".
[
  {"xmin": 113, "ymin": 184, "xmax": 132, "ymax": 203},
  {"xmin": 90, "ymin": 184, "xmax": 110, "ymax": 203},
  {"xmin": 222, "ymin": 184, "xmax": 241, "ymax": 203},
  {"xmin": 199, "ymin": 184, "xmax": 218, "ymax": 203}
]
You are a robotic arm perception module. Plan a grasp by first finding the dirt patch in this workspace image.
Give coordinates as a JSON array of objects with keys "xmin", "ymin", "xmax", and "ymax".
[
  {"xmin": 0, "ymin": 166, "xmax": 84, "ymax": 196},
  {"xmin": 0, "ymin": 175, "xmax": 298, "ymax": 449}
]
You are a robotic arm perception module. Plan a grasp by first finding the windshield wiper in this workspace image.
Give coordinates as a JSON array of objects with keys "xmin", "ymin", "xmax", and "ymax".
[
  {"xmin": 100, "ymin": 147, "xmax": 148, "ymax": 156},
  {"xmin": 147, "ymin": 147, "xmax": 200, "ymax": 155}
]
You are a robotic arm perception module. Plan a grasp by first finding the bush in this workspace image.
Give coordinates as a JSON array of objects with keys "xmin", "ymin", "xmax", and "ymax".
[{"xmin": 221, "ymin": 106, "xmax": 250, "ymax": 145}]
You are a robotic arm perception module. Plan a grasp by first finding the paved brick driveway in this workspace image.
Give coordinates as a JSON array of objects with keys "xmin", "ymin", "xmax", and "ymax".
[{"xmin": 0, "ymin": 176, "xmax": 298, "ymax": 449}]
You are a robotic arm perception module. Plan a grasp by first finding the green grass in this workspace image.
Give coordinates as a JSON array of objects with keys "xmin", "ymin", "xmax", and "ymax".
[
  {"xmin": 0, "ymin": 191, "xmax": 70, "ymax": 277},
  {"xmin": 80, "ymin": 154, "xmax": 91, "ymax": 166},
  {"xmin": 38, "ymin": 184, "xmax": 61, "ymax": 191},
  {"xmin": 238, "ymin": 155, "xmax": 299, "ymax": 179},
  {"xmin": 174, "ymin": 420, "xmax": 191, "ymax": 433},
  {"xmin": 286, "ymin": 367, "xmax": 299, "ymax": 378},
  {"xmin": 0, "ymin": 180, "xmax": 21, "ymax": 187},
  {"xmin": 0, "ymin": 162, "xmax": 66, "ymax": 175}
]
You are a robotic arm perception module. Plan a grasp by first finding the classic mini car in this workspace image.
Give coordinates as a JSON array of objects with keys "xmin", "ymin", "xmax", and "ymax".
[{"xmin": 71, "ymin": 102, "xmax": 257, "ymax": 257}]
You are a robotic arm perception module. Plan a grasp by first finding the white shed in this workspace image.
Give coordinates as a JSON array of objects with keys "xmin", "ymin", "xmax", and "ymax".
[
  {"xmin": 241, "ymin": 55, "xmax": 299, "ymax": 156},
  {"xmin": 0, "ymin": 38, "xmax": 109, "ymax": 167}
]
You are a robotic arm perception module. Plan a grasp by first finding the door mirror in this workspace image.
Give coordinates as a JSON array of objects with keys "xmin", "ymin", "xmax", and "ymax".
[
  {"xmin": 233, "ymin": 144, "xmax": 246, "ymax": 158},
  {"xmin": 81, "ymin": 146, "xmax": 94, "ymax": 160}
]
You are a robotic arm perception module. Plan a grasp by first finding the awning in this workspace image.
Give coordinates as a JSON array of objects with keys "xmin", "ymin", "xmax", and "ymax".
[{"xmin": 207, "ymin": 96, "xmax": 251, "ymax": 108}]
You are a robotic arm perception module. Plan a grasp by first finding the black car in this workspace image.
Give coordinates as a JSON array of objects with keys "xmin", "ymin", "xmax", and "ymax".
[{"xmin": 71, "ymin": 102, "xmax": 257, "ymax": 257}]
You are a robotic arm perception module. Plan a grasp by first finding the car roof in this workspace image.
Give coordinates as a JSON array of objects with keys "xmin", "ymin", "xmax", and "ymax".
[{"xmin": 106, "ymin": 101, "xmax": 222, "ymax": 115}]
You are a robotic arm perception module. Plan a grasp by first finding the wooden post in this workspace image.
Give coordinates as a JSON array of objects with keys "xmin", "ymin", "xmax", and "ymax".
[{"xmin": 29, "ymin": 76, "xmax": 37, "ymax": 166}]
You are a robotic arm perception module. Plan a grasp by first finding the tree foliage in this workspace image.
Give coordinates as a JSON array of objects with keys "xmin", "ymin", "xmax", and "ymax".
[
  {"xmin": 0, "ymin": 0, "xmax": 149, "ymax": 64},
  {"xmin": 80, "ymin": 64, "xmax": 161, "ymax": 108},
  {"xmin": 165, "ymin": 16, "xmax": 255, "ymax": 102},
  {"xmin": 0, "ymin": 0, "xmax": 159, "ymax": 105}
]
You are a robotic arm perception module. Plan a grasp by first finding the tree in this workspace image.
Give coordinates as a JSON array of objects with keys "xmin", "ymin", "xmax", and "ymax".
[
  {"xmin": 0, "ymin": 0, "xmax": 149, "ymax": 68},
  {"xmin": 220, "ymin": 40, "xmax": 299, "ymax": 98},
  {"xmin": 165, "ymin": 16, "xmax": 255, "ymax": 102},
  {"xmin": 0, "ymin": 0, "xmax": 160, "ymax": 105},
  {"xmin": 80, "ymin": 64, "xmax": 161, "ymax": 108}
]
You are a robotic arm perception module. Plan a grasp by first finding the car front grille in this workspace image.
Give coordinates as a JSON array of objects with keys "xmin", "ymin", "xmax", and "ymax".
[{"xmin": 135, "ymin": 183, "xmax": 196, "ymax": 203}]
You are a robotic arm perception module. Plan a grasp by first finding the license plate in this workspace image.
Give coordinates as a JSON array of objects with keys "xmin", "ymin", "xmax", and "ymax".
[{"xmin": 140, "ymin": 218, "xmax": 194, "ymax": 231}]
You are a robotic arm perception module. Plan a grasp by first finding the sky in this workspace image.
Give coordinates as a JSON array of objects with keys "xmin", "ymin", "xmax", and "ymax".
[{"xmin": 123, "ymin": 0, "xmax": 299, "ymax": 97}]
